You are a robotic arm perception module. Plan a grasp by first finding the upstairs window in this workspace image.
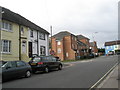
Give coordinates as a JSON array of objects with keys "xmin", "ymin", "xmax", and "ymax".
[
  {"xmin": 2, "ymin": 21, "xmax": 12, "ymax": 31},
  {"xmin": 20, "ymin": 26, "xmax": 24, "ymax": 35},
  {"xmin": 39, "ymin": 33, "xmax": 45, "ymax": 40},
  {"xmin": 30, "ymin": 29, "xmax": 33, "ymax": 37},
  {"xmin": 57, "ymin": 41, "xmax": 61, "ymax": 45}
]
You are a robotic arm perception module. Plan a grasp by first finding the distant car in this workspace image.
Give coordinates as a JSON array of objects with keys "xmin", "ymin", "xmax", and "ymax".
[
  {"xmin": 108, "ymin": 51, "xmax": 114, "ymax": 55},
  {"xmin": 29, "ymin": 56, "xmax": 63, "ymax": 73},
  {"xmin": 88, "ymin": 53, "xmax": 94, "ymax": 58},
  {"xmin": 0, "ymin": 61, "xmax": 32, "ymax": 82}
]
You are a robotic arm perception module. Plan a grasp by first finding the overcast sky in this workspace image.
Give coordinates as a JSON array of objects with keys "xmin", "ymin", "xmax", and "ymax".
[{"xmin": 1, "ymin": 0, "xmax": 119, "ymax": 48}]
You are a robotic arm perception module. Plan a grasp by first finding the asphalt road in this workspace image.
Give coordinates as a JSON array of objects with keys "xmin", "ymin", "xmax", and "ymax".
[{"xmin": 2, "ymin": 55, "xmax": 118, "ymax": 88}]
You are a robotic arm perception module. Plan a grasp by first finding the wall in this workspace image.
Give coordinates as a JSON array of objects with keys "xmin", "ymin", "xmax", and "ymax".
[{"xmin": 1, "ymin": 20, "xmax": 19, "ymax": 61}]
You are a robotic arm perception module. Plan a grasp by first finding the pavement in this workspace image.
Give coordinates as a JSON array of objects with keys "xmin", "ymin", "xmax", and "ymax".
[{"xmin": 97, "ymin": 64, "xmax": 120, "ymax": 89}]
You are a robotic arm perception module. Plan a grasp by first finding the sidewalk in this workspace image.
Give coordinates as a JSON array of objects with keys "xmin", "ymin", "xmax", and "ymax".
[{"xmin": 97, "ymin": 65, "xmax": 119, "ymax": 89}]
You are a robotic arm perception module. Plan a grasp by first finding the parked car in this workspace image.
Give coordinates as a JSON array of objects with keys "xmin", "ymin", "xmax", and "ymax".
[
  {"xmin": 29, "ymin": 56, "xmax": 63, "ymax": 73},
  {"xmin": 0, "ymin": 60, "xmax": 32, "ymax": 82}
]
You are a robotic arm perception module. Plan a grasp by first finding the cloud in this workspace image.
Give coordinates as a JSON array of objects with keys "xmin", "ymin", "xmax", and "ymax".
[{"xmin": 0, "ymin": 0, "xmax": 119, "ymax": 48}]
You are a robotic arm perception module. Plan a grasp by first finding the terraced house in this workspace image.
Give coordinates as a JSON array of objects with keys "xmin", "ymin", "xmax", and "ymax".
[{"xmin": 1, "ymin": 7, "xmax": 49, "ymax": 61}]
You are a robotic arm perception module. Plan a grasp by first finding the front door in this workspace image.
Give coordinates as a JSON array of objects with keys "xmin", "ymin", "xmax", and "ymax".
[{"xmin": 29, "ymin": 42, "xmax": 32, "ymax": 57}]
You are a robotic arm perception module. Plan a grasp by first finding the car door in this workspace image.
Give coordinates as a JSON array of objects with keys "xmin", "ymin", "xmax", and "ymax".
[
  {"xmin": 3, "ymin": 61, "xmax": 18, "ymax": 79},
  {"xmin": 46, "ymin": 56, "xmax": 54, "ymax": 69},
  {"xmin": 16, "ymin": 61, "xmax": 27, "ymax": 77},
  {"xmin": 52, "ymin": 57, "xmax": 59, "ymax": 68}
]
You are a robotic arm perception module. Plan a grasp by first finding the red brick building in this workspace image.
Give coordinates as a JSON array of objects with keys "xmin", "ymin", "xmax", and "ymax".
[
  {"xmin": 50, "ymin": 31, "xmax": 91, "ymax": 61},
  {"xmin": 77, "ymin": 35, "xmax": 90, "ymax": 56},
  {"xmin": 90, "ymin": 41, "xmax": 98, "ymax": 54},
  {"xmin": 51, "ymin": 31, "xmax": 78, "ymax": 61}
]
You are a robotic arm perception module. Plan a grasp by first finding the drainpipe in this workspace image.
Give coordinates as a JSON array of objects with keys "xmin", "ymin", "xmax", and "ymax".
[
  {"xmin": 19, "ymin": 25, "xmax": 21, "ymax": 60},
  {"xmin": 37, "ymin": 30, "xmax": 39, "ymax": 55}
]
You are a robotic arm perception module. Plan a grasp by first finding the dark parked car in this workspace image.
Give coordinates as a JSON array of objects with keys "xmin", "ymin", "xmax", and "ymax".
[
  {"xmin": 0, "ymin": 60, "xmax": 32, "ymax": 82},
  {"xmin": 29, "ymin": 56, "xmax": 63, "ymax": 73}
]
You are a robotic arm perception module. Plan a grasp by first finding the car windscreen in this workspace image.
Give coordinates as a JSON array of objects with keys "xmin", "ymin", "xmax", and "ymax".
[
  {"xmin": 0, "ymin": 61, "xmax": 7, "ymax": 68},
  {"xmin": 32, "ymin": 57, "xmax": 41, "ymax": 62}
]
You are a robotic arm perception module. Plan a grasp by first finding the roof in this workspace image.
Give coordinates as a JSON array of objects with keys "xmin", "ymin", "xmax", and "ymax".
[
  {"xmin": 105, "ymin": 40, "xmax": 120, "ymax": 46},
  {"xmin": 77, "ymin": 40, "xmax": 86, "ymax": 46},
  {"xmin": 1, "ymin": 7, "xmax": 49, "ymax": 34},
  {"xmin": 77, "ymin": 35, "xmax": 90, "ymax": 40},
  {"xmin": 53, "ymin": 31, "xmax": 74, "ymax": 40},
  {"xmin": 90, "ymin": 42, "xmax": 97, "ymax": 47}
]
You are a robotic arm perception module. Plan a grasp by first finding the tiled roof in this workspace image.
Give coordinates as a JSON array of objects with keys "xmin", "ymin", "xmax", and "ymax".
[
  {"xmin": 1, "ymin": 7, "xmax": 49, "ymax": 34},
  {"xmin": 77, "ymin": 35, "xmax": 90, "ymax": 40},
  {"xmin": 105, "ymin": 40, "xmax": 120, "ymax": 46},
  {"xmin": 53, "ymin": 31, "xmax": 74, "ymax": 40}
]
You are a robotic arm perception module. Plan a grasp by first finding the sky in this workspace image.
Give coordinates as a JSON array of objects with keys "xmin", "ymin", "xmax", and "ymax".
[{"xmin": 0, "ymin": 0, "xmax": 119, "ymax": 48}]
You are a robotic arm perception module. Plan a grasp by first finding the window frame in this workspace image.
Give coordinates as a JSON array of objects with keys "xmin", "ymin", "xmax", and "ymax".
[
  {"xmin": 40, "ymin": 46, "xmax": 46, "ymax": 56},
  {"xmin": 2, "ymin": 21, "xmax": 13, "ymax": 32},
  {"xmin": 39, "ymin": 33, "xmax": 45, "ymax": 40},
  {"xmin": 30, "ymin": 29, "xmax": 33, "ymax": 37},
  {"xmin": 1, "ymin": 40, "xmax": 11, "ymax": 53}
]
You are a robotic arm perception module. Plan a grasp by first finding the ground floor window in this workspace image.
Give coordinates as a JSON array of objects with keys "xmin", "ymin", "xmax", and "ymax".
[
  {"xmin": 2, "ymin": 40, "xmax": 11, "ymax": 53},
  {"xmin": 40, "ymin": 46, "xmax": 46, "ymax": 56}
]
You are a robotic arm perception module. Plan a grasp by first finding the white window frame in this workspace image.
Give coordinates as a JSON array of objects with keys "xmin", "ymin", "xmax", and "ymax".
[
  {"xmin": 40, "ymin": 46, "xmax": 46, "ymax": 56},
  {"xmin": 2, "ymin": 40, "xmax": 11, "ymax": 53},
  {"xmin": 57, "ymin": 48, "xmax": 61, "ymax": 53},
  {"xmin": 57, "ymin": 41, "xmax": 61, "ymax": 45},
  {"xmin": 20, "ymin": 26, "xmax": 24, "ymax": 35},
  {"xmin": 30, "ymin": 29, "xmax": 33, "ymax": 37},
  {"xmin": 39, "ymin": 33, "xmax": 45, "ymax": 40},
  {"xmin": 2, "ymin": 21, "xmax": 13, "ymax": 32}
]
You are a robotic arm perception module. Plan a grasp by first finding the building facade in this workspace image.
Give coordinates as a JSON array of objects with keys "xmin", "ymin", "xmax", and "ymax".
[
  {"xmin": 51, "ymin": 31, "xmax": 78, "ymax": 61},
  {"xmin": 1, "ymin": 7, "xmax": 49, "ymax": 61},
  {"xmin": 105, "ymin": 40, "xmax": 120, "ymax": 55},
  {"xmin": 51, "ymin": 31, "xmax": 92, "ymax": 61},
  {"xmin": 90, "ymin": 41, "xmax": 98, "ymax": 54}
]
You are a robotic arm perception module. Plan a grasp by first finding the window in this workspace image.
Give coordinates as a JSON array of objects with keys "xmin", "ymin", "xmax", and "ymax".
[
  {"xmin": 6, "ymin": 61, "xmax": 16, "ymax": 68},
  {"xmin": 39, "ymin": 33, "xmax": 45, "ymax": 40},
  {"xmin": 52, "ymin": 57, "xmax": 56, "ymax": 62},
  {"xmin": 66, "ymin": 52, "xmax": 69, "ymax": 57},
  {"xmin": 16, "ymin": 61, "xmax": 26, "ymax": 67},
  {"xmin": 2, "ymin": 40, "xmax": 11, "ymax": 53},
  {"xmin": 20, "ymin": 26, "xmax": 24, "ymax": 35},
  {"xmin": 30, "ymin": 29, "xmax": 33, "ymax": 37},
  {"xmin": 2, "ymin": 21, "xmax": 12, "ymax": 31},
  {"xmin": 58, "ymin": 48, "xmax": 61, "ymax": 53},
  {"xmin": 115, "ymin": 45, "xmax": 117, "ymax": 48},
  {"xmin": 40, "ymin": 46, "xmax": 46, "ymax": 56},
  {"xmin": 57, "ymin": 41, "xmax": 61, "ymax": 45}
]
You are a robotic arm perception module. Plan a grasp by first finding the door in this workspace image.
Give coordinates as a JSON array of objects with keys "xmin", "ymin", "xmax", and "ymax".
[
  {"xmin": 29, "ymin": 42, "xmax": 32, "ymax": 57},
  {"xmin": 16, "ymin": 61, "xmax": 27, "ymax": 76}
]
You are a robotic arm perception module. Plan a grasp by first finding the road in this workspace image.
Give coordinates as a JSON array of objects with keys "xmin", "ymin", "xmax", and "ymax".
[{"xmin": 2, "ymin": 55, "xmax": 118, "ymax": 88}]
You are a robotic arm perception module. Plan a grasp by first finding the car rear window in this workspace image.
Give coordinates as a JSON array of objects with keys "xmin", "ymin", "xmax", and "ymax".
[{"xmin": 32, "ymin": 57, "xmax": 41, "ymax": 62}]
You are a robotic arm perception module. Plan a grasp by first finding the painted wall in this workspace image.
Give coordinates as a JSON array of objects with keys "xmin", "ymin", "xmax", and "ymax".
[
  {"xmin": 1, "ymin": 20, "xmax": 19, "ymax": 61},
  {"xmin": 28, "ymin": 29, "xmax": 49, "ymax": 56},
  {"xmin": 105, "ymin": 45, "xmax": 114, "ymax": 55}
]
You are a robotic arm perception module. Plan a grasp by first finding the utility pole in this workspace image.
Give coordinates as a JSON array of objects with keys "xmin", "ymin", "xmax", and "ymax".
[{"xmin": 50, "ymin": 26, "xmax": 52, "ymax": 52}]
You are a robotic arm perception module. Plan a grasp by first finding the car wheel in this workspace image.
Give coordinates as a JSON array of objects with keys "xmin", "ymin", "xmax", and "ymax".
[
  {"xmin": 44, "ymin": 67, "xmax": 49, "ymax": 73},
  {"xmin": 25, "ymin": 70, "xmax": 31, "ymax": 78},
  {"xmin": 58, "ymin": 65, "xmax": 62, "ymax": 70}
]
